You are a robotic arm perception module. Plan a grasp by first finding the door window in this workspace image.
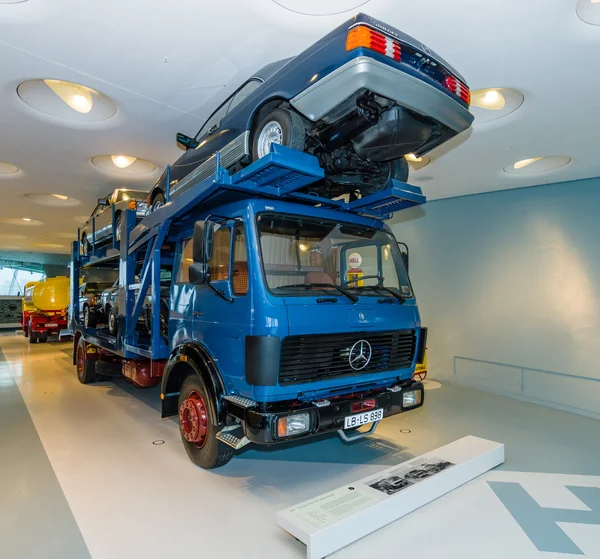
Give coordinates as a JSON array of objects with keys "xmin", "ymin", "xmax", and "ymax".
[
  {"xmin": 208, "ymin": 227, "xmax": 231, "ymax": 282},
  {"xmin": 176, "ymin": 238, "xmax": 194, "ymax": 283},
  {"xmin": 232, "ymin": 223, "xmax": 248, "ymax": 295}
]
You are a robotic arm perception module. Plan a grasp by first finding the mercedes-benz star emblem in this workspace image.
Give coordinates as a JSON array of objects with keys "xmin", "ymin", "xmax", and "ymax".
[{"xmin": 349, "ymin": 340, "xmax": 372, "ymax": 371}]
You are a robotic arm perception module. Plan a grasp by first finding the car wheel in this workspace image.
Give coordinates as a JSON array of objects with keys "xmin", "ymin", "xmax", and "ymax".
[
  {"xmin": 115, "ymin": 213, "xmax": 122, "ymax": 242},
  {"xmin": 81, "ymin": 234, "xmax": 91, "ymax": 255},
  {"xmin": 251, "ymin": 108, "xmax": 306, "ymax": 161},
  {"xmin": 108, "ymin": 307, "xmax": 118, "ymax": 336},
  {"xmin": 151, "ymin": 192, "xmax": 166, "ymax": 212},
  {"xmin": 83, "ymin": 306, "xmax": 96, "ymax": 328}
]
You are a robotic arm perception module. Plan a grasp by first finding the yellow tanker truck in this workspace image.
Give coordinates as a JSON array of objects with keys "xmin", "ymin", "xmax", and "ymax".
[{"xmin": 22, "ymin": 276, "xmax": 70, "ymax": 343}]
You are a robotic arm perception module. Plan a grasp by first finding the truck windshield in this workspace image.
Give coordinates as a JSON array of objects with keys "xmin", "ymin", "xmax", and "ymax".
[{"xmin": 257, "ymin": 214, "xmax": 412, "ymax": 298}]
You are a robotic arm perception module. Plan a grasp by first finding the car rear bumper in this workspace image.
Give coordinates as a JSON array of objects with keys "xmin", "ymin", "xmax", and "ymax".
[
  {"xmin": 290, "ymin": 55, "xmax": 473, "ymax": 134},
  {"xmin": 225, "ymin": 380, "xmax": 424, "ymax": 445}
]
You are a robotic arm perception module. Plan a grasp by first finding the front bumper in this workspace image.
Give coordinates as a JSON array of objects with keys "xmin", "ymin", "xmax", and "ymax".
[
  {"xmin": 225, "ymin": 380, "xmax": 424, "ymax": 445},
  {"xmin": 290, "ymin": 55, "xmax": 473, "ymax": 134}
]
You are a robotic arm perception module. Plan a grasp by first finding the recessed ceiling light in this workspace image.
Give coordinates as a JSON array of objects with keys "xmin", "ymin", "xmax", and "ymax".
[
  {"xmin": 17, "ymin": 79, "xmax": 116, "ymax": 121},
  {"xmin": 0, "ymin": 234, "xmax": 26, "ymax": 240},
  {"xmin": 91, "ymin": 155, "xmax": 156, "ymax": 174},
  {"xmin": 24, "ymin": 193, "xmax": 78, "ymax": 206},
  {"xmin": 0, "ymin": 162, "xmax": 19, "ymax": 175},
  {"xmin": 43, "ymin": 79, "xmax": 93, "ymax": 114},
  {"xmin": 470, "ymin": 88, "xmax": 524, "ymax": 124},
  {"xmin": 577, "ymin": 0, "xmax": 600, "ymax": 24},
  {"xmin": 504, "ymin": 156, "xmax": 571, "ymax": 175},
  {"xmin": 111, "ymin": 155, "xmax": 137, "ymax": 169},
  {"xmin": 35, "ymin": 243, "xmax": 65, "ymax": 249},
  {"xmin": 0, "ymin": 217, "xmax": 43, "ymax": 226},
  {"xmin": 406, "ymin": 155, "xmax": 431, "ymax": 170}
]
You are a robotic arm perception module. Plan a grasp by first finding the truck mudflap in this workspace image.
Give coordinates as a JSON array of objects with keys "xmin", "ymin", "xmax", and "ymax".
[{"xmin": 221, "ymin": 380, "xmax": 424, "ymax": 447}]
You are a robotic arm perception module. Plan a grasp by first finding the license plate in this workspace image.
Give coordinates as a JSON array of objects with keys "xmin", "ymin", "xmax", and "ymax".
[
  {"xmin": 45, "ymin": 323, "xmax": 58, "ymax": 328},
  {"xmin": 344, "ymin": 408, "xmax": 384, "ymax": 429}
]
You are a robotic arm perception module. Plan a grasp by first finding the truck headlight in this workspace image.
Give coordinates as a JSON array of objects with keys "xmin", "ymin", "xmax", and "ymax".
[
  {"xmin": 277, "ymin": 413, "xmax": 310, "ymax": 438},
  {"xmin": 403, "ymin": 390, "xmax": 422, "ymax": 408}
]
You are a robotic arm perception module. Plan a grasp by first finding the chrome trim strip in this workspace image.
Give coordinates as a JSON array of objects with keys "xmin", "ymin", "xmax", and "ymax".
[
  {"xmin": 290, "ymin": 56, "xmax": 473, "ymax": 133},
  {"xmin": 170, "ymin": 131, "xmax": 249, "ymax": 198}
]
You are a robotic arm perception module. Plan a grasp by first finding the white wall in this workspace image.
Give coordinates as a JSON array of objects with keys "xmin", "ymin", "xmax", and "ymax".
[{"xmin": 391, "ymin": 177, "xmax": 600, "ymax": 419}]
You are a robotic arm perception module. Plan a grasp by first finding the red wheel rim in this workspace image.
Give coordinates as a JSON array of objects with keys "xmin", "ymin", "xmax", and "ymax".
[
  {"xmin": 76, "ymin": 344, "xmax": 84, "ymax": 378},
  {"xmin": 179, "ymin": 390, "xmax": 208, "ymax": 447}
]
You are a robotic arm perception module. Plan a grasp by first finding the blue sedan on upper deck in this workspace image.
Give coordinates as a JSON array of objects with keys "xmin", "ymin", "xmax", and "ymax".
[{"xmin": 148, "ymin": 13, "xmax": 473, "ymax": 209}]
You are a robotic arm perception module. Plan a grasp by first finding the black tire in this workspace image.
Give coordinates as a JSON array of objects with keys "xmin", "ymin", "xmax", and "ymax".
[
  {"xmin": 178, "ymin": 375, "xmax": 233, "ymax": 469},
  {"xmin": 83, "ymin": 306, "xmax": 93, "ymax": 329},
  {"xmin": 29, "ymin": 332, "xmax": 37, "ymax": 344},
  {"xmin": 76, "ymin": 337, "xmax": 97, "ymax": 384},
  {"xmin": 389, "ymin": 157, "xmax": 409, "ymax": 183},
  {"xmin": 107, "ymin": 307, "xmax": 118, "ymax": 336},
  {"xmin": 251, "ymin": 108, "xmax": 306, "ymax": 162},
  {"xmin": 159, "ymin": 302, "xmax": 169, "ymax": 339},
  {"xmin": 151, "ymin": 192, "xmax": 166, "ymax": 212},
  {"xmin": 38, "ymin": 335, "xmax": 48, "ymax": 343},
  {"xmin": 81, "ymin": 234, "xmax": 91, "ymax": 255},
  {"xmin": 114, "ymin": 213, "xmax": 122, "ymax": 242}
]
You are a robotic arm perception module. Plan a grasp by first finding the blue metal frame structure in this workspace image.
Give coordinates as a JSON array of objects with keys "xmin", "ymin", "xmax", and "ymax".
[{"xmin": 71, "ymin": 145, "xmax": 425, "ymax": 362}]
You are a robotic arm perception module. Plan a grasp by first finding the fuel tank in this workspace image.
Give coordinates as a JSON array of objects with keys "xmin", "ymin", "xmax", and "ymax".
[{"xmin": 24, "ymin": 276, "xmax": 70, "ymax": 312}]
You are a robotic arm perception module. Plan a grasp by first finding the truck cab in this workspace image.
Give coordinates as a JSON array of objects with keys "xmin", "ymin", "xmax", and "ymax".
[{"xmin": 162, "ymin": 198, "xmax": 425, "ymax": 466}]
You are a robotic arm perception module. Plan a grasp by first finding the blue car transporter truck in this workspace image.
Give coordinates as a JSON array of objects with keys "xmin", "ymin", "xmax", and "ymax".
[{"xmin": 70, "ymin": 146, "xmax": 428, "ymax": 469}]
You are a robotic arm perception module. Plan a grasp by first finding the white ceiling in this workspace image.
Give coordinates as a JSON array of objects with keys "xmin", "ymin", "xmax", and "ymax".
[{"xmin": 1, "ymin": 0, "xmax": 599, "ymax": 254}]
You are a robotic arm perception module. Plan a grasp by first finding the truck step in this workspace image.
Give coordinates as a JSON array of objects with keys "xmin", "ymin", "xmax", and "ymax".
[
  {"xmin": 223, "ymin": 394, "xmax": 257, "ymax": 409},
  {"xmin": 216, "ymin": 425, "xmax": 251, "ymax": 450}
]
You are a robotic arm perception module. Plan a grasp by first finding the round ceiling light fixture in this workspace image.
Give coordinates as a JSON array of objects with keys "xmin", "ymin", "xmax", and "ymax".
[
  {"xmin": 272, "ymin": 0, "xmax": 370, "ymax": 16},
  {"xmin": 405, "ymin": 153, "xmax": 431, "ymax": 170},
  {"xmin": 0, "ymin": 162, "xmax": 19, "ymax": 175},
  {"xmin": 17, "ymin": 79, "xmax": 116, "ymax": 121},
  {"xmin": 0, "ymin": 217, "xmax": 43, "ymax": 226},
  {"xmin": 24, "ymin": 193, "xmax": 79, "ymax": 206},
  {"xmin": 504, "ymin": 156, "xmax": 571, "ymax": 175},
  {"xmin": 91, "ymin": 155, "xmax": 156, "ymax": 174},
  {"xmin": 576, "ymin": 0, "xmax": 600, "ymax": 25},
  {"xmin": 34, "ymin": 243, "xmax": 65, "ymax": 249},
  {"xmin": 470, "ymin": 88, "xmax": 524, "ymax": 124},
  {"xmin": 0, "ymin": 234, "xmax": 26, "ymax": 240}
]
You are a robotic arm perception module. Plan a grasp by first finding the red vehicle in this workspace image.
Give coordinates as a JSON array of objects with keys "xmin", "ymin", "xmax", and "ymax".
[{"xmin": 22, "ymin": 277, "xmax": 70, "ymax": 343}]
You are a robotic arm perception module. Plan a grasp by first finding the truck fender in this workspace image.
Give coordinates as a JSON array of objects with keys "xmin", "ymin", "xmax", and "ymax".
[{"xmin": 161, "ymin": 342, "xmax": 226, "ymax": 425}]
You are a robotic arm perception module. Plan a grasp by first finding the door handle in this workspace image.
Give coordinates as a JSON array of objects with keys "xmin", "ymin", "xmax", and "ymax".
[
  {"xmin": 192, "ymin": 311, "xmax": 203, "ymax": 318},
  {"xmin": 208, "ymin": 124, "xmax": 219, "ymax": 135}
]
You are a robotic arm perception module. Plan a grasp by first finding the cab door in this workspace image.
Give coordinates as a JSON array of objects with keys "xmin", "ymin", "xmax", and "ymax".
[{"xmin": 192, "ymin": 221, "xmax": 252, "ymax": 394}]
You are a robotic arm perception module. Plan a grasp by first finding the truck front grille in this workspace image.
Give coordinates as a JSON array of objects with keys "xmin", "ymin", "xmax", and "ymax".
[{"xmin": 279, "ymin": 330, "xmax": 416, "ymax": 386}]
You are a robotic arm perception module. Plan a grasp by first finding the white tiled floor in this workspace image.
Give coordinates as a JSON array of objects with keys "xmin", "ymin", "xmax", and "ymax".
[{"xmin": 1, "ymin": 333, "xmax": 599, "ymax": 558}]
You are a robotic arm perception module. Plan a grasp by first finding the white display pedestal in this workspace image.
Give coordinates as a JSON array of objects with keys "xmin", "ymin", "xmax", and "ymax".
[{"xmin": 277, "ymin": 435, "xmax": 504, "ymax": 558}]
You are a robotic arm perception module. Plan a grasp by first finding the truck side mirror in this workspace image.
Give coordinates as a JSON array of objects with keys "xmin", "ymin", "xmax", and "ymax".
[
  {"xmin": 192, "ymin": 221, "xmax": 206, "ymax": 263},
  {"xmin": 97, "ymin": 198, "xmax": 109, "ymax": 206},
  {"xmin": 176, "ymin": 132, "xmax": 199, "ymax": 151},
  {"xmin": 203, "ymin": 221, "xmax": 215, "ymax": 263}
]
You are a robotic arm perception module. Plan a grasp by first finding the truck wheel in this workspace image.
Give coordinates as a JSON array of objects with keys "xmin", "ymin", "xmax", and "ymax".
[
  {"xmin": 29, "ymin": 332, "xmax": 38, "ymax": 344},
  {"xmin": 114, "ymin": 214, "xmax": 122, "ymax": 242},
  {"xmin": 251, "ymin": 108, "xmax": 306, "ymax": 161},
  {"xmin": 76, "ymin": 338, "xmax": 97, "ymax": 384},
  {"xmin": 107, "ymin": 307, "xmax": 118, "ymax": 336},
  {"xmin": 38, "ymin": 335, "xmax": 48, "ymax": 343},
  {"xmin": 151, "ymin": 192, "xmax": 165, "ymax": 212},
  {"xmin": 178, "ymin": 375, "xmax": 233, "ymax": 469}
]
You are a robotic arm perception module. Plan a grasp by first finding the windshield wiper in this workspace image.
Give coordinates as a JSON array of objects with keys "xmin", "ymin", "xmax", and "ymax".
[
  {"xmin": 275, "ymin": 283, "xmax": 358, "ymax": 304},
  {"xmin": 356, "ymin": 285, "xmax": 406, "ymax": 304}
]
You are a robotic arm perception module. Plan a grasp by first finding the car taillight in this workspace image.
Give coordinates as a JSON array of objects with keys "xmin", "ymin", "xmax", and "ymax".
[
  {"xmin": 346, "ymin": 25, "xmax": 401, "ymax": 62},
  {"xmin": 443, "ymin": 75, "xmax": 471, "ymax": 106}
]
